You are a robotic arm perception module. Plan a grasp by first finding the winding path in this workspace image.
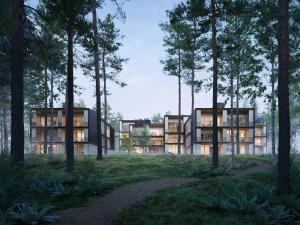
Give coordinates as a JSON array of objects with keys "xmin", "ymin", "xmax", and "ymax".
[
  {"xmin": 53, "ymin": 177, "xmax": 199, "ymax": 225},
  {"xmin": 52, "ymin": 162, "xmax": 273, "ymax": 225}
]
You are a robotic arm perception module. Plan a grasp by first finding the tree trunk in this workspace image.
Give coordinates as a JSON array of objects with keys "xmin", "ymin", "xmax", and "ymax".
[
  {"xmin": 44, "ymin": 67, "xmax": 48, "ymax": 154},
  {"xmin": 236, "ymin": 72, "xmax": 240, "ymax": 154},
  {"xmin": 92, "ymin": 0, "xmax": 103, "ymax": 160},
  {"xmin": 271, "ymin": 62, "xmax": 277, "ymax": 166},
  {"xmin": 190, "ymin": 19, "xmax": 196, "ymax": 155},
  {"xmin": 230, "ymin": 72, "xmax": 235, "ymax": 161},
  {"xmin": 11, "ymin": 0, "xmax": 24, "ymax": 162},
  {"xmin": 177, "ymin": 34, "xmax": 182, "ymax": 155},
  {"xmin": 3, "ymin": 107, "xmax": 8, "ymax": 152},
  {"xmin": 49, "ymin": 72, "xmax": 54, "ymax": 160},
  {"xmin": 277, "ymin": 0, "xmax": 290, "ymax": 195},
  {"xmin": 211, "ymin": 0, "xmax": 218, "ymax": 168},
  {"xmin": 103, "ymin": 51, "xmax": 108, "ymax": 155},
  {"xmin": 0, "ymin": 121, "xmax": 3, "ymax": 151},
  {"xmin": 66, "ymin": 24, "xmax": 74, "ymax": 173}
]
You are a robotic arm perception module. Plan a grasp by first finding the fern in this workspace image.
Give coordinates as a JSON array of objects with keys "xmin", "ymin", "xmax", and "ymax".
[
  {"xmin": 254, "ymin": 205, "xmax": 293, "ymax": 225},
  {"xmin": 199, "ymin": 196, "xmax": 233, "ymax": 210},
  {"xmin": 229, "ymin": 192, "xmax": 268, "ymax": 214},
  {"xmin": 50, "ymin": 184, "xmax": 80, "ymax": 197},
  {"xmin": 6, "ymin": 202, "xmax": 60, "ymax": 225}
]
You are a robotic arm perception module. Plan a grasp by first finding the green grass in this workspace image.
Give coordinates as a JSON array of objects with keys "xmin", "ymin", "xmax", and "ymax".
[
  {"xmin": 0, "ymin": 153, "xmax": 285, "ymax": 225},
  {"xmin": 115, "ymin": 156, "xmax": 300, "ymax": 225}
]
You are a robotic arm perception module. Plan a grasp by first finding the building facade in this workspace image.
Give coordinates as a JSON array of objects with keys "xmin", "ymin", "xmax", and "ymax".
[
  {"xmin": 184, "ymin": 108, "xmax": 267, "ymax": 155},
  {"xmin": 119, "ymin": 120, "xmax": 164, "ymax": 153},
  {"xmin": 120, "ymin": 107, "xmax": 267, "ymax": 155},
  {"xmin": 30, "ymin": 108, "xmax": 114, "ymax": 155},
  {"xmin": 164, "ymin": 115, "xmax": 190, "ymax": 154}
]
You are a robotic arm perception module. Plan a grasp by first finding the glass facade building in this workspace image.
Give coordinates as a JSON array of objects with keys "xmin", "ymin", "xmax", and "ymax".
[
  {"xmin": 119, "ymin": 107, "xmax": 267, "ymax": 155},
  {"xmin": 30, "ymin": 108, "xmax": 115, "ymax": 155}
]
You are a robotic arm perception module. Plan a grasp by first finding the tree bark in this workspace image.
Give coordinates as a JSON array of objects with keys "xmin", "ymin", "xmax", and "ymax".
[
  {"xmin": 277, "ymin": 0, "xmax": 290, "ymax": 195},
  {"xmin": 103, "ymin": 51, "xmax": 108, "ymax": 155},
  {"xmin": 0, "ymin": 121, "xmax": 3, "ymax": 151},
  {"xmin": 177, "ymin": 34, "xmax": 182, "ymax": 155},
  {"xmin": 236, "ymin": 71, "xmax": 240, "ymax": 154},
  {"xmin": 3, "ymin": 107, "xmax": 8, "ymax": 152},
  {"xmin": 230, "ymin": 72, "xmax": 235, "ymax": 161},
  {"xmin": 44, "ymin": 67, "xmax": 48, "ymax": 154},
  {"xmin": 66, "ymin": 23, "xmax": 74, "ymax": 173},
  {"xmin": 92, "ymin": 0, "xmax": 103, "ymax": 160},
  {"xmin": 11, "ymin": 0, "xmax": 24, "ymax": 162},
  {"xmin": 211, "ymin": 0, "xmax": 218, "ymax": 168},
  {"xmin": 190, "ymin": 19, "xmax": 196, "ymax": 155},
  {"xmin": 271, "ymin": 62, "xmax": 277, "ymax": 166},
  {"xmin": 49, "ymin": 72, "xmax": 54, "ymax": 160}
]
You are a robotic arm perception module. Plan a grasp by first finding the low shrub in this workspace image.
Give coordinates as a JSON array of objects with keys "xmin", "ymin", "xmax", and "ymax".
[{"xmin": 4, "ymin": 202, "xmax": 59, "ymax": 225}]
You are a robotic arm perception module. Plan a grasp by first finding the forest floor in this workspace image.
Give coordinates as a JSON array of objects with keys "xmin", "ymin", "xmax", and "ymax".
[
  {"xmin": 52, "ymin": 161, "xmax": 273, "ymax": 225},
  {"xmin": 1, "ymin": 154, "xmax": 300, "ymax": 225}
]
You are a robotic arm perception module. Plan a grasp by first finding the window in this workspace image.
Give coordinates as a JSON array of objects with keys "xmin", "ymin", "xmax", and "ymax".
[
  {"xmin": 167, "ymin": 135, "xmax": 184, "ymax": 144},
  {"xmin": 74, "ymin": 129, "xmax": 85, "ymax": 142}
]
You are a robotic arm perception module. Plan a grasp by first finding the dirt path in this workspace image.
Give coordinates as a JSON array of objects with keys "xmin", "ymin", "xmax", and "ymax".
[
  {"xmin": 52, "ymin": 163, "xmax": 273, "ymax": 225},
  {"xmin": 52, "ymin": 178, "xmax": 199, "ymax": 225},
  {"xmin": 231, "ymin": 162, "xmax": 273, "ymax": 179}
]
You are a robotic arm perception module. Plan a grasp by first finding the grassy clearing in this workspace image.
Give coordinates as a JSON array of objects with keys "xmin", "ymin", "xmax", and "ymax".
[
  {"xmin": 115, "ymin": 157, "xmax": 300, "ymax": 225},
  {"xmin": 0, "ymin": 153, "xmax": 271, "ymax": 224}
]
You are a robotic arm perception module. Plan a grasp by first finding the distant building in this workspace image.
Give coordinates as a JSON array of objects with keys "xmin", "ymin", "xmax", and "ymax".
[
  {"xmin": 184, "ymin": 108, "xmax": 267, "ymax": 155},
  {"xmin": 119, "ymin": 120, "xmax": 164, "ymax": 153},
  {"xmin": 119, "ymin": 107, "xmax": 267, "ymax": 155},
  {"xmin": 30, "ymin": 108, "xmax": 114, "ymax": 155},
  {"xmin": 164, "ymin": 115, "xmax": 190, "ymax": 154}
]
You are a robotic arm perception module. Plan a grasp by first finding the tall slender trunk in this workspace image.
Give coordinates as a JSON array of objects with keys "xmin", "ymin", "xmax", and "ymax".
[
  {"xmin": 11, "ymin": 0, "xmax": 24, "ymax": 162},
  {"xmin": 49, "ymin": 72, "xmax": 54, "ymax": 160},
  {"xmin": 3, "ymin": 107, "xmax": 8, "ymax": 152},
  {"xmin": 271, "ymin": 62, "xmax": 277, "ymax": 166},
  {"xmin": 230, "ymin": 72, "xmax": 235, "ymax": 161},
  {"xmin": 92, "ymin": 0, "xmax": 103, "ymax": 160},
  {"xmin": 190, "ymin": 19, "xmax": 196, "ymax": 155},
  {"xmin": 211, "ymin": 0, "xmax": 218, "ymax": 167},
  {"xmin": 0, "ymin": 121, "xmax": 3, "ymax": 151},
  {"xmin": 102, "ymin": 51, "xmax": 108, "ymax": 155},
  {"xmin": 66, "ymin": 23, "xmax": 74, "ymax": 173},
  {"xmin": 177, "ymin": 34, "xmax": 182, "ymax": 155},
  {"xmin": 44, "ymin": 67, "xmax": 48, "ymax": 154},
  {"xmin": 236, "ymin": 72, "xmax": 240, "ymax": 154},
  {"xmin": 236, "ymin": 42, "xmax": 241, "ymax": 154},
  {"xmin": 277, "ymin": 0, "xmax": 290, "ymax": 195}
]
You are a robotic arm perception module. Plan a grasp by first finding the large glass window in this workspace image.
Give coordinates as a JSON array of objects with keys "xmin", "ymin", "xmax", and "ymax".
[
  {"xmin": 226, "ymin": 129, "xmax": 251, "ymax": 142},
  {"xmin": 150, "ymin": 137, "xmax": 163, "ymax": 145},
  {"xmin": 150, "ymin": 127, "xmax": 163, "ymax": 136},
  {"xmin": 74, "ymin": 111, "xmax": 84, "ymax": 127},
  {"xmin": 197, "ymin": 129, "xmax": 222, "ymax": 142},
  {"xmin": 168, "ymin": 119, "xmax": 184, "ymax": 132},
  {"xmin": 227, "ymin": 114, "xmax": 249, "ymax": 127},
  {"xmin": 167, "ymin": 135, "xmax": 184, "ymax": 144},
  {"xmin": 74, "ymin": 129, "xmax": 87, "ymax": 142}
]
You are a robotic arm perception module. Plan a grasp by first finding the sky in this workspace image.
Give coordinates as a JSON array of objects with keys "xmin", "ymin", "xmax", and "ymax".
[
  {"xmin": 28, "ymin": 0, "xmax": 244, "ymax": 120},
  {"xmin": 74, "ymin": 0, "xmax": 215, "ymax": 120}
]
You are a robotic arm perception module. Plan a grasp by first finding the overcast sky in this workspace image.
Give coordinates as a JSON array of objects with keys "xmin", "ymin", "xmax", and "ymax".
[
  {"xmin": 29, "ymin": 0, "xmax": 239, "ymax": 120},
  {"xmin": 75, "ymin": 0, "xmax": 216, "ymax": 120}
]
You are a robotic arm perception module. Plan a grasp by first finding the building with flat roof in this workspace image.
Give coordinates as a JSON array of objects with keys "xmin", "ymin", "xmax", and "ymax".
[
  {"xmin": 30, "ymin": 108, "xmax": 114, "ymax": 155},
  {"xmin": 119, "ymin": 107, "xmax": 266, "ymax": 155},
  {"xmin": 164, "ymin": 115, "xmax": 190, "ymax": 154},
  {"xmin": 184, "ymin": 108, "xmax": 267, "ymax": 155},
  {"xmin": 119, "ymin": 119, "xmax": 164, "ymax": 153}
]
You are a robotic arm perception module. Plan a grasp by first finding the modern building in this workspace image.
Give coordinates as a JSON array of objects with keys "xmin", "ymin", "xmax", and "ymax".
[
  {"xmin": 164, "ymin": 115, "xmax": 190, "ymax": 154},
  {"xmin": 30, "ymin": 108, "xmax": 114, "ymax": 155},
  {"xmin": 120, "ymin": 107, "xmax": 267, "ymax": 155},
  {"xmin": 184, "ymin": 107, "xmax": 267, "ymax": 155},
  {"xmin": 119, "ymin": 119, "xmax": 164, "ymax": 153}
]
